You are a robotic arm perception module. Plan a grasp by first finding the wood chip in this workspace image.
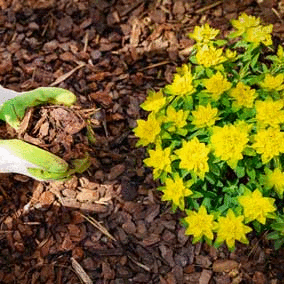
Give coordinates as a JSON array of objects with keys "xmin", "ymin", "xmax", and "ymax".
[{"xmin": 71, "ymin": 257, "xmax": 93, "ymax": 284}]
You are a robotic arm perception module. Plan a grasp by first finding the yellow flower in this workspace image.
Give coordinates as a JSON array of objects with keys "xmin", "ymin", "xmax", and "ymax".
[
  {"xmin": 215, "ymin": 209, "xmax": 252, "ymax": 250},
  {"xmin": 175, "ymin": 137, "xmax": 210, "ymax": 179},
  {"xmin": 191, "ymin": 104, "xmax": 219, "ymax": 128},
  {"xmin": 229, "ymin": 82, "xmax": 257, "ymax": 109},
  {"xmin": 260, "ymin": 74, "xmax": 284, "ymax": 91},
  {"xmin": 134, "ymin": 112, "xmax": 161, "ymax": 146},
  {"xmin": 196, "ymin": 45, "xmax": 225, "ymax": 68},
  {"xmin": 210, "ymin": 123, "xmax": 249, "ymax": 168},
  {"xmin": 244, "ymin": 24, "xmax": 273, "ymax": 46},
  {"xmin": 231, "ymin": 13, "xmax": 261, "ymax": 36},
  {"xmin": 164, "ymin": 106, "xmax": 189, "ymax": 130},
  {"xmin": 165, "ymin": 65, "xmax": 195, "ymax": 96},
  {"xmin": 189, "ymin": 23, "xmax": 219, "ymax": 44},
  {"xmin": 231, "ymin": 13, "xmax": 272, "ymax": 46},
  {"xmin": 252, "ymin": 127, "xmax": 284, "ymax": 163},
  {"xmin": 161, "ymin": 175, "xmax": 193, "ymax": 210},
  {"xmin": 265, "ymin": 168, "xmax": 284, "ymax": 196},
  {"xmin": 277, "ymin": 45, "xmax": 284, "ymax": 60},
  {"xmin": 238, "ymin": 189, "xmax": 276, "ymax": 224},
  {"xmin": 234, "ymin": 120, "xmax": 253, "ymax": 133},
  {"xmin": 225, "ymin": 49, "xmax": 237, "ymax": 60},
  {"xmin": 176, "ymin": 63, "xmax": 191, "ymax": 76},
  {"xmin": 255, "ymin": 99, "xmax": 284, "ymax": 128},
  {"xmin": 184, "ymin": 205, "xmax": 217, "ymax": 242},
  {"xmin": 204, "ymin": 71, "xmax": 232, "ymax": 100},
  {"xmin": 144, "ymin": 145, "xmax": 172, "ymax": 179},
  {"xmin": 141, "ymin": 90, "xmax": 166, "ymax": 113}
]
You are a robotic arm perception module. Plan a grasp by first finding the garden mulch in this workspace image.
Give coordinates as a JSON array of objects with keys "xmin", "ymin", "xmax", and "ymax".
[{"xmin": 0, "ymin": 0, "xmax": 284, "ymax": 283}]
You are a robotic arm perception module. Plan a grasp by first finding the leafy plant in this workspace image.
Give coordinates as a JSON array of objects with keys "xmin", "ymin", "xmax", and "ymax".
[{"xmin": 134, "ymin": 13, "xmax": 284, "ymax": 251}]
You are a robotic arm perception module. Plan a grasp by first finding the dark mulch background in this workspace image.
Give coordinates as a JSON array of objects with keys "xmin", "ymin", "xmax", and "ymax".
[{"xmin": 0, "ymin": 0, "xmax": 284, "ymax": 283}]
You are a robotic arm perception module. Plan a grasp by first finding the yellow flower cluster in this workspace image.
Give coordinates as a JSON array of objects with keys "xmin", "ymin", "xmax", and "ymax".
[
  {"xmin": 164, "ymin": 106, "xmax": 189, "ymax": 131},
  {"xmin": 175, "ymin": 137, "xmax": 210, "ymax": 179},
  {"xmin": 238, "ymin": 189, "xmax": 276, "ymax": 224},
  {"xmin": 252, "ymin": 127, "xmax": 284, "ymax": 163},
  {"xmin": 231, "ymin": 13, "xmax": 260, "ymax": 36},
  {"xmin": 230, "ymin": 82, "xmax": 256, "ymax": 109},
  {"xmin": 265, "ymin": 168, "xmax": 284, "ymax": 196},
  {"xmin": 185, "ymin": 188, "xmax": 276, "ymax": 250},
  {"xmin": 189, "ymin": 23, "xmax": 219, "ymax": 44},
  {"xmin": 255, "ymin": 99, "xmax": 284, "ymax": 128},
  {"xmin": 231, "ymin": 13, "xmax": 272, "ymax": 46},
  {"xmin": 162, "ymin": 175, "xmax": 192, "ymax": 210},
  {"xmin": 184, "ymin": 206, "xmax": 216, "ymax": 243},
  {"xmin": 164, "ymin": 64, "xmax": 195, "ymax": 96},
  {"xmin": 204, "ymin": 72, "xmax": 231, "ymax": 100},
  {"xmin": 210, "ymin": 123, "xmax": 250, "ymax": 168},
  {"xmin": 191, "ymin": 104, "xmax": 219, "ymax": 128},
  {"xmin": 196, "ymin": 45, "xmax": 225, "ymax": 68},
  {"xmin": 215, "ymin": 209, "xmax": 252, "ymax": 250},
  {"xmin": 141, "ymin": 90, "xmax": 166, "ymax": 113},
  {"xmin": 134, "ymin": 113, "xmax": 161, "ymax": 146},
  {"xmin": 260, "ymin": 74, "xmax": 284, "ymax": 91},
  {"xmin": 144, "ymin": 145, "xmax": 172, "ymax": 179}
]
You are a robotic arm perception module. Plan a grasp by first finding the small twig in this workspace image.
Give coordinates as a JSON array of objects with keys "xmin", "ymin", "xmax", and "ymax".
[
  {"xmin": 23, "ymin": 222, "xmax": 41, "ymax": 225},
  {"xmin": 80, "ymin": 213, "xmax": 116, "ymax": 242},
  {"xmin": 50, "ymin": 62, "xmax": 85, "ymax": 87},
  {"xmin": 127, "ymin": 255, "xmax": 151, "ymax": 272},
  {"xmin": 83, "ymin": 31, "xmax": 89, "ymax": 53},
  {"xmin": 195, "ymin": 1, "xmax": 223, "ymax": 14},
  {"xmin": 272, "ymin": 8, "xmax": 284, "ymax": 23},
  {"xmin": 71, "ymin": 257, "xmax": 93, "ymax": 284},
  {"xmin": 248, "ymin": 231, "xmax": 269, "ymax": 258},
  {"xmin": 138, "ymin": 60, "xmax": 172, "ymax": 71}
]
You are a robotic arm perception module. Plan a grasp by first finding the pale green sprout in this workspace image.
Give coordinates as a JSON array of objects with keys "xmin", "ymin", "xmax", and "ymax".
[{"xmin": 0, "ymin": 86, "xmax": 90, "ymax": 181}]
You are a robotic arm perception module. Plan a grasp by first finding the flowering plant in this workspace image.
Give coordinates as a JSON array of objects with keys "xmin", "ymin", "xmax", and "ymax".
[{"xmin": 134, "ymin": 13, "xmax": 284, "ymax": 250}]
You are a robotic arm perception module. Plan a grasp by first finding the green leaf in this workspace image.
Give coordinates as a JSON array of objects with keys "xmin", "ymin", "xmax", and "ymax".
[
  {"xmin": 271, "ymin": 222, "xmax": 284, "ymax": 231},
  {"xmin": 190, "ymin": 56, "xmax": 198, "ymax": 64},
  {"xmin": 194, "ymin": 65, "xmax": 205, "ymax": 76},
  {"xmin": 252, "ymin": 220, "xmax": 262, "ymax": 233},
  {"xmin": 86, "ymin": 122, "xmax": 96, "ymax": 145},
  {"xmin": 214, "ymin": 39, "xmax": 228, "ymax": 47},
  {"xmin": 161, "ymin": 131, "xmax": 172, "ymax": 140},
  {"xmin": 274, "ymin": 239, "xmax": 284, "ymax": 250},
  {"xmin": 246, "ymin": 168, "xmax": 256, "ymax": 180},
  {"xmin": 243, "ymin": 147, "xmax": 256, "ymax": 156},
  {"xmin": 205, "ymin": 173, "xmax": 216, "ymax": 184},
  {"xmin": 235, "ymin": 165, "xmax": 245, "ymax": 178},
  {"xmin": 209, "ymin": 162, "xmax": 220, "ymax": 176},
  {"xmin": 191, "ymin": 191, "xmax": 204, "ymax": 199},
  {"xmin": 216, "ymin": 180, "xmax": 224, "ymax": 187},
  {"xmin": 267, "ymin": 231, "xmax": 280, "ymax": 240},
  {"xmin": 205, "ymin": 68, "xmax": 214, "ymax": 78},
  {"xmin": 251, "ymin": 53, "xmax": 260, "ymax": 68},
  {"xmin": 183, "ymin": 95, "xmax": 193, "ymax": 109}
]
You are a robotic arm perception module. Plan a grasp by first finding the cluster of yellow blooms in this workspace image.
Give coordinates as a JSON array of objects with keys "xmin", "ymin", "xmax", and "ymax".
[{"xmin": 134, "ymin": 13, "xmax": 284, "ymax": 250}]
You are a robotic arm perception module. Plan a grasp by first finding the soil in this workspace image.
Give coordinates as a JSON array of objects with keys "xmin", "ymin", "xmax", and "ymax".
[{"xmin": 0, "ymin": 0, "xmax": 284, "ymax": 283}]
